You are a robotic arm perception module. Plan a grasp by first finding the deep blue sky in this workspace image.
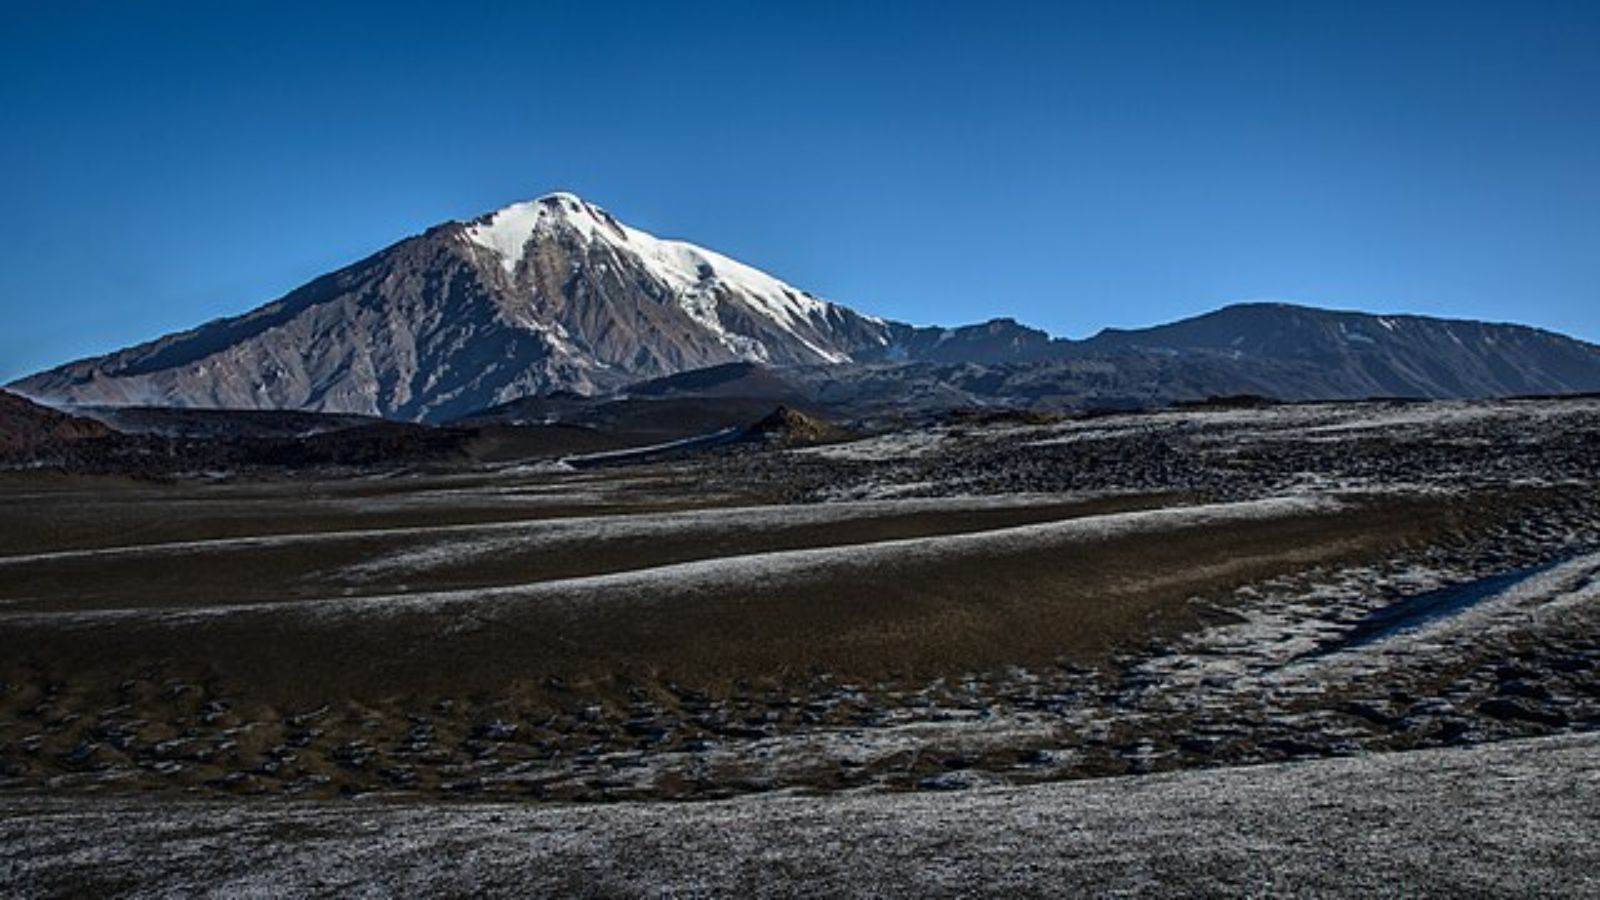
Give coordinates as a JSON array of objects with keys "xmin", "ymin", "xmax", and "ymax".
[{"xmin": 3, "ymin": 1, "xmax": 1598, "ymax": 380}]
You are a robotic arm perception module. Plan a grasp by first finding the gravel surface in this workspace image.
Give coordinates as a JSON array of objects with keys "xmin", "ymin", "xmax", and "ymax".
[
  {"xmin": 2, "ymin": 733, "xmax": 1597, "ymax": 897},
  {"xmin": 705, "ymin": 397, "xmax": 1600, "ymax": 502}
]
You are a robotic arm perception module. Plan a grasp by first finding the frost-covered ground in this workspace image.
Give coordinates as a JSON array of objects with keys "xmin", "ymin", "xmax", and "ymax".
[
  {"xmin": 1, "ymin": 396, "xmax": 1597, "ymax": 811},
  {"xmin": 0, "ymin": 493, "xmax": 1094, "ymax": 577},
  {"xmin": 3, "ymin": 732, "xmax": 1596, "ymax": 897},
  {"xmin": 3, "ymin": 495, "xmax": 1334, "ymax": 626}
]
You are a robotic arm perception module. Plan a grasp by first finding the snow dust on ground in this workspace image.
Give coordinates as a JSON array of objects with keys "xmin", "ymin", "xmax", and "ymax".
[{"xmin": 2, "ymin": 732, "xmax": 1596, "ymax": 897}]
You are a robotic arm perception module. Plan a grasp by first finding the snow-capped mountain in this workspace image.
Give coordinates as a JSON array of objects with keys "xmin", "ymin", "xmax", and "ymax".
[
  {"xmin": 12, "ymin": 193, "xmax": 1600, "ymax": 422},
  {"xmin": 12, "ymin": 193, "xmax": 896, "ymax": 421}
]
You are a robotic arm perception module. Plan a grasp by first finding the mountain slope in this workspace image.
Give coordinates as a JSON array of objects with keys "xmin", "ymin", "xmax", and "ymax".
[
  {"xmin": 623, "ymin": 362, "xmax": 807, "ymax": 402},
  {"xmin": 12, "ymin": 194, "xmax": 894, "ymax": 422}
]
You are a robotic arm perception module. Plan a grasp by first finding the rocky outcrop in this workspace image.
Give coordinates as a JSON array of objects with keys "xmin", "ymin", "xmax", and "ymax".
[
  {"xmin": 744, "ymin": 406, "xmax": 849, "ymax": 445},
  {"xmin": 0, "ymin": 391, "xmax": 116, "ymax": 455}
]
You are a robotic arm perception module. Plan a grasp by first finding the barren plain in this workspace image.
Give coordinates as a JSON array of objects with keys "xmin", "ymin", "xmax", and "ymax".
[{"xmin": 2, "ymin": 396, "xmax": 1598, "ymax": 893}]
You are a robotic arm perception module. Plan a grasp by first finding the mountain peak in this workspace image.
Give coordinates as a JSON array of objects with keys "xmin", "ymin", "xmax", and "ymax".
[
  {"xmin": 535, "ymin": 189, "xmax": 586, "ymax": 205},
  {"xmin": 463, "ymin": 192, "xmax": 628, "ymax": 272},
  {"xmin": 488, "ymin": 190, "xmax": 598, "ymax": 215}
]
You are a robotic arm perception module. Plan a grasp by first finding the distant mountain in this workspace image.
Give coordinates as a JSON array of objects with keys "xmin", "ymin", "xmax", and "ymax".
[
  {"xmin": 862, "ymin": 318, "xmax": 1066, "ymax": 365},
  {"xmin": 11, "ymin": 194, "xmax": 1600, "ymax": 421},
  {"xmin": 1074, "ymin": 303, "xmax": 1600, "ymax": 400}
]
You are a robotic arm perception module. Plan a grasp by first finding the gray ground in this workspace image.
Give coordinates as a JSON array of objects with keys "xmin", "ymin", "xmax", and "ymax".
[
  {"xmin": 2, "ymin": 732, "xmax": 1596, "ymax": 897},
  {"xmin": 3, "ymin": 397, "xmax": 1599, "ymax": 895}
]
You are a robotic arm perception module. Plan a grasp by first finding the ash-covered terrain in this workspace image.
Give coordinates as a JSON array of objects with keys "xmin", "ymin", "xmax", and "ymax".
[
  {"xmin": 2, "ymin": 392, "xmax": 1599, "ymax": 893},
  {"xmin": 2, "ymin": 396, "xmax": 1597, "ymax": 798},
  {"xmin": 6, "ymin": 734, "xmax": 1597, "ymax": 897}
]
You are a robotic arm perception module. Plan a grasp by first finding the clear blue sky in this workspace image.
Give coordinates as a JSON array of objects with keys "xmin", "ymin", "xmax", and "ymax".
[{"xmin": 3, "ymin": 1, "xmax": 1598, "ymax": 380}]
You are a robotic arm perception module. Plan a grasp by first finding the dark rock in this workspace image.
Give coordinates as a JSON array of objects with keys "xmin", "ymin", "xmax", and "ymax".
[
  {"xmin": 1344, "ymin": 701, "xmax": 1401, "ymax": 727},
  {"xmin": 1497, "ymin": 680, "xmax": 1553, "ymax": 701},
  {"xmin": 1477, "ymin": 698, "xmax": 1569, "ymax": 728},
  {"xmin": 1261, "ymin": 737, "xmax": 1325, "ymax": 758}
]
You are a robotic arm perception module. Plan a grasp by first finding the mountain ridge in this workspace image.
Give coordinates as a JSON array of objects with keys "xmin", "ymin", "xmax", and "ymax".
[{"xmin": 12, "ymin": 193, "xmax": 1600, "ymax": 420}]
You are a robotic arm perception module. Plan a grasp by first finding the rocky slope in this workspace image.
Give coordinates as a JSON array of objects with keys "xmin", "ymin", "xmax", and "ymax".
[{"xmin": 0, "ymin": 391, "xmax": 116, "ymax": 456}]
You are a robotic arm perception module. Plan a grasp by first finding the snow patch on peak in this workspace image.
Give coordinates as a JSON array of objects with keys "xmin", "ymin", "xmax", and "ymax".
[
  {"xmin": 617, "ymin": 229, "xmax": 845, "ymax": 359},
  {"xmin": 462, "ymin": 192, "xmax": 622, "ymax": 273}
]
